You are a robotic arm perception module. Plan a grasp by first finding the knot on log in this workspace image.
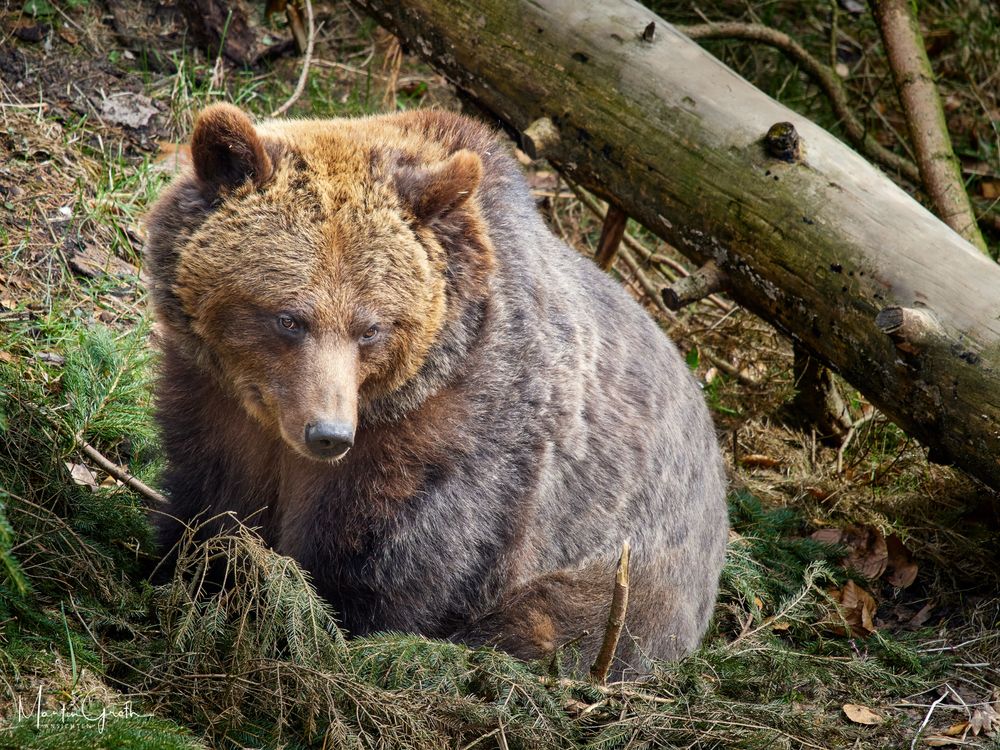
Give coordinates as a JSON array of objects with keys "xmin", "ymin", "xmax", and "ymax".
[
  {"xmin": 765, "ymin": 121, "xmax": 802, "ymax": 162},
  {"xmin": 522, "ymin": 117, "xmax": 560, "ymax": 160},
  {"xmin": 875, "ymin": 306, "xmax": 943, "ymax": 353},
  {"xmin": 661, "ymin": 260, "xmax": 729, "ymax": 310}
]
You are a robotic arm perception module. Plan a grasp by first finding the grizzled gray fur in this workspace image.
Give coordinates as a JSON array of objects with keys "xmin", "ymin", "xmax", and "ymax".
[{"xmin": 144, "ymin": 103, "xmax": 728, "ymax": 677}]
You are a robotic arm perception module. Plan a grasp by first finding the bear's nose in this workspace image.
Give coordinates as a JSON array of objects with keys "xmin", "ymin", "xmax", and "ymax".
[{"xmin": 305, "ymin": 421, "xmax": 355, "ymax": 459}]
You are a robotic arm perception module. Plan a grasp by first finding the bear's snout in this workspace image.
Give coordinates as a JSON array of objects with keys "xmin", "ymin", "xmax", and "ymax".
[{"xmin": 305, "ymin": 421, "xmax": 355, "ymax": 460}]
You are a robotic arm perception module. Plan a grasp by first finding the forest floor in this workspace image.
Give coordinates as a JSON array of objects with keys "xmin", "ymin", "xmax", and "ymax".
[{"xmin": 0, "ymin": 1, "xmax": 998, "ymax": 749}]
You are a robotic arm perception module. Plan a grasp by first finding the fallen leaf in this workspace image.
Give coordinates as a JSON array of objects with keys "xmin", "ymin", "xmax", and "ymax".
[
  {"xmin": 14, "ymin": 22, "xmax": 49, "ymax": 42},
  {"xmin": 843, "ymin": 525, "xmax": 888, "ymax": 580},
  {"xmin": 57, "ymin": 27, "xmax": 78, "ymax": 45},
  {"xmin": 885, "ymin": 534, "xmax": 918, "ymax": 588},
  {"xmin": 924, "ymin": 736, "xmax": 963, "ymax": 747},
  {"xmin": 99, "ymin": 92, "xmax": 159, "ymax": 129},
  {"xmin": 740, "ymin": 453, "xmax": 782, "ymax": 469},
  {"xmin": 36, "ymin": 351, "xmax": 65, "ymax": 366},
  {"xmin": 904, "ymin": 601, "xmax": 935, "ymax": 630},
  {"xmin": 980, "ymin": 181, "xmax": 999, "ymax": 200},
  {"xmin": 969, "ymin": 703, "xmax": 1000, "ymax": 736},
  {"xmin": 942, "ymin": 721, "xmax": 969, "ymax": 737},
  {"xmin": 65, "ymin": 462, "xmax": 98, "ymax": 492},
  {"xmin": 842, "ymin": 703, "xmax": 881, "ymax": 725},
  {"xmin": 811, "ymin": 527, "xmax": 844, "ymax": 546},
  {"xmin": 828, "ymin": 580, "xmax": 878, "ymax": 637},
  {"xmin": 100, "ymin": 475, "xmax": 122, "ymax": 489}
]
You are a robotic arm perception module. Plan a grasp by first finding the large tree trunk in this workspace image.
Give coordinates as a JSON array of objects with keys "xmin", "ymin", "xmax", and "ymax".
[{"xmin": 352, "ymin": 0, "xmax": 1000, "ymax": 492}]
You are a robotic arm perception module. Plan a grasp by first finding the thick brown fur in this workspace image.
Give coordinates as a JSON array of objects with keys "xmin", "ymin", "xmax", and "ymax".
[{"xmin": 145, "ymin": 104, "xmax": 728, "ymax": 678}]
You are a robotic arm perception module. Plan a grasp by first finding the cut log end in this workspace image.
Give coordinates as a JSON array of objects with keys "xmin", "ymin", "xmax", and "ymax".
[
  {"xmin": 661, "ymin": 260, "xmax": 729, "ymax": 310},
  {"xmin": 522, "ymin": 117, "xmax": 560, "ymax": 160}
]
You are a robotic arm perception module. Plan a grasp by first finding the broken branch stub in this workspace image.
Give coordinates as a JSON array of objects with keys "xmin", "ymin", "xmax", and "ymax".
[
  {"xmin": 661, "ymin": 260, "xmax": 728, "ymax": 310},
  {"xmin": 594, "ymin": 205, "xmax": 628, "ymax": 270}
]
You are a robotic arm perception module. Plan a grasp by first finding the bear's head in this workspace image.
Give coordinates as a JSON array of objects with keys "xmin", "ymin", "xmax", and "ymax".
[{"xmin": 145, "ymin": 104, "xmax": 495, "ymax": 461}]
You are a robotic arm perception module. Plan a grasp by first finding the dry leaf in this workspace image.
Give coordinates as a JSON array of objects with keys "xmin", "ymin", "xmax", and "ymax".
[
  {"xmin": 100, "ymin": 475, "xmax": 122, "ymax": 489},
  {"xmin": 771, "ymin": 620, "xmax": 791, "ymax": 632},
  {"xmin": 99, "ymin": 91, "xmax": 158, "ymax": 129},
  {"xmin": 942, "ymin": 721, "xmax": 969, "ymax": 737},
  {"xmin": 981, "ymin": 181, "xmax": 999, "ymax": 200},
  {"xmin": 924, "ymin": 736, "xmax": 963, "ymax": 747},
  {"xmin": 905, "ymin": 601, "xmax": 935, "ymax": 631},
  {"xmin": 65, "ymin": 462, "xmax": 98, "ymax": 492},
  {"xmin": 740, "ymin": 453, "xmax": 781, "ymax": 469},
  {"xmin": 828, "ymin": 580, "xmax": 878, "ymax": 637},
  {"xmin": 812, "ymin": 525, "xmax": 889, "ymax": 580},
  {"xmin": 811, "ymin": 527, "xmax": 843, "ymax": 546},
  {"xmin": 842, "ymin": 703, "xmax": 881, "ymax": 725},
  {"xmin": 969, "ymin": 703, "xmax": 1000, "ymax": 736},
  {"xmin": 885, "ymin": 534, "xmax": 918, "ymax": 588},
  {"xmin": 843, "ymin": 525, "xmax": 888, "ymax": 580}
]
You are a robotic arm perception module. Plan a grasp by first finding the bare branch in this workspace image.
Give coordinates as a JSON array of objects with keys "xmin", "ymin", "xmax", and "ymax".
[{"xmin": 871, "ymin": 0, "xmax": 989, "ymax": 254}]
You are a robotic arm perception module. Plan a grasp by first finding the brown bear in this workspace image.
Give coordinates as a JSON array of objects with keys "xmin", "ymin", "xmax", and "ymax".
[{"xmin": 145, "ymin": 103, "xmax": 728, "ymax": 677}]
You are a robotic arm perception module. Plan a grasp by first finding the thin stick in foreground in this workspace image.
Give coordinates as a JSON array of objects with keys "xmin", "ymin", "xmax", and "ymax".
[
  {"xmin": 80, "ymin": 442, "xmax": 167, "ymax": 505},
  {"xmin": 271, "ymin": 0, "xmax": 315, "ymax": 117},
  {"xmin": 590, "ymin": 540, "xmax": 630, "ymax": 684}
]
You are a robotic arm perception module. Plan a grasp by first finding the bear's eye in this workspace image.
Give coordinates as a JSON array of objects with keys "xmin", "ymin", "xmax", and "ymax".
[
  {"xmin": 360, "ymin": 324, "xmax": 380, "ymax": 342},
  {"xmin": 276, "ymin": 314, "xmax": 301, "ymax": 335}
]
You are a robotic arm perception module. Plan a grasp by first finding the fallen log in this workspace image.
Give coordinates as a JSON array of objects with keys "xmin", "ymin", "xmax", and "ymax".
[{"xmin": 352, "ymin": 0, "xmax": 1000, "ymax": 492}]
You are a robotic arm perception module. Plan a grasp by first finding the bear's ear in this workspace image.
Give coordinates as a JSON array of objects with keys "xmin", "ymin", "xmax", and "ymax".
[
  {"xmin": 190, "ymin": 103, "xmax": 273, "ymax": 196},
  {"xmin": 395, "ymin": 149, "xmax": 483, "ymax": 222}
]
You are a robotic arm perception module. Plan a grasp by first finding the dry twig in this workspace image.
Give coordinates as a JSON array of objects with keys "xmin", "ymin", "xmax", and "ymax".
[
  {"xmin": 590, "ymin": 540, "xmax": 630, "ymax": 684},
  {"xmin": 871, "ymin": 0, "xmax": 988, "ymax": 253},
  {"xmin": 80, "ymin": 442, "xmax": 167, "ymax": 505},
  {"xmin": 271, "ymin": 0, "xmax": 315, "ymax": 117}
]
